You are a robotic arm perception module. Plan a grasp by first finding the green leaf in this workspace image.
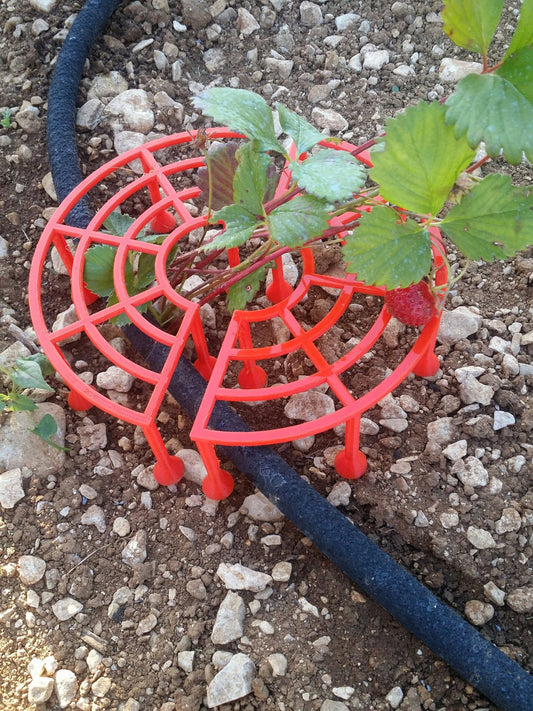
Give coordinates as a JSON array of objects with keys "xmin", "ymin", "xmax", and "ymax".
[
  {"xmin": 197, "ymin": 142, "xmax": 240, "ymax": 210},
  {"xmin": 290, "ymin": 151, "xmax": 367, "ymax": 202},
  {"xmin": 506, "ymin": 0, "xmax": 533, "ymax": 56},
  {"xmin": 209, "ymin": 205, "xmax": 262, "ymax": 250},
  {"xmin": 445, "ymin": 47, "xmax": 533, "ymax": 163},
  {"xmin": 9, "ymin": 394, "xmax": 38, "ymax": 412},
  {"xmin": 370, "ymin": 101, "xmax": 475, "ymax": 215},
  {"xmin": 342, "ymin": 206, "xmax": 432, "ymax": 288},
  {"xmin": 440, "ymin": 174, "xmax": 533, "ymax": 260},
  {"xmin": 192, "ymin": 88, "xmax": 282, "ymax": 154},
  {"xmin": 103, "ymin": 210, "xmax": 136, "ymax": 236},
  {"xmin": 267, "ymin": 195, "xmax": 330, "ymax": 247},
  {"xmin": 31, "ymin": 414, "xmax": 69, "ymax": 451},
  {"xmin": 275, "ymin": 102, "xmax": 325, "ymax": 155},
  {"xmin": 136, "ymin": 252, "xmax": 157, "ymax": 290},
  {"xmin": 441, "ymin": 0, "xmax": 504, "ymax": 55},
  {"xmin": 227, "ymin": 265, "xmax": 268, "ymax": 312},
  {"xmin": 12, "ymin": 359, "xmax": 54, "ymax": 392},
  {"xmin": 24, "ymin": 353, "xmax": 54, "ymax": 378},
  {"xmin": 233, "ymin": 142, "xmax": 270, "ymax": 216},
  {"xmin": 84, "ymin": 245, "xmax": 118, "ymax": 297}
]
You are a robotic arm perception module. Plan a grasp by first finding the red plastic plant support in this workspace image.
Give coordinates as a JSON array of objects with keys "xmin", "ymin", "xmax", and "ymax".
[{"xmin": 29, "ymin": 129, "xmax": 446, "ymax": 499}]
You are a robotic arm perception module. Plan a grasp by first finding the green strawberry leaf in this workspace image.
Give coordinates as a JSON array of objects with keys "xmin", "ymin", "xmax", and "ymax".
[
  {"xmin": 83, "ymin": 245, "xmax": 118, "ymax": 297},
  {"xmin": 343, "ymin": 206, "xmax": 432, "ymax": 288},
  {"xmin": 103, "ymin": 210, "xmax": 136, "ymax": 236},
  {"xmin": 506, "ymin": 0, "xmax": 533, "ymax": 56},
  {"xmin": 267, "ymin": 195, "xmax": 330, "ymax": 247},
  {"xmin": 290, "ymin": 150, "xmax": 367, "ymax": 202},
  {"xmin": 370, "ymin": 101, "xmax": 475, "ymax": 215},
  {"xmin": 30, "ymin": 414, "xmax": 69, "ymax": 451},
  {"xmin": 275, "ymin": 102, "xmax": 325, "ymax": 155},
  {"xmin": 445, "ymin": 46, "xmax": 533, "ymax": 163},
  {"xmin": 12, "ymin": 358, "xmax": 54, "ymax": 392},
  {"xmin": 196, "ymin": 142, "xmax": 240, "ymax": 210},
  {"xmin": 208, "ymin": 204, "xmax": 262, "ymax": 250},
  {"xmin": 440, "ymin": 174, "xmax": 533, "ymax": 260},
  {"xmin": 233, "ymin": 142, "xmax": 270, "ymax": 216},
  {"xmin": 227, "ymin": 265, "xmax": 268, "ymax": 312},
  {"xmin": 192, "ymin": 88, "xmax": 282, "ymax": 154},
  {"xmin": 441, "ymin": 0, "xmax": 504, "ymax": 56}
]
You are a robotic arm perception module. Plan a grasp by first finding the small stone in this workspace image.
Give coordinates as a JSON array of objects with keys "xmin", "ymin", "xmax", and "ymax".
[
  {"xmin": 77, "ymin": 422, "xmax": 107, "ymax": 451},
  {"xmin": 437, "ymin": 307, "xmax": 482, "ymax": 344},
  {"xmin": 320, "ymin": 701, "xmax": 350, "ymax": 711},
  {"xmin": 216, "ymin": 563, "xmax": 272, "ymax": 591},
  {"xmin": 92, "ymin": 677, "xmax": 112, "ymax": 697},
  {"xmin": 466, "ymin": 526, "xmax": 496, "ymax": 549},
  {"xmin": 96, "ymin": 365, "xmax": 135, "ymax": 393},
  {"xmin": 136, "ymin": 465, "xmax": 159, "ymax": 490},
  {"xmin": 76, "ymin": 99, "xmax": 104, "ymax": 130},
  {"xmin": 122, "ymin": 530, "xmax": 148, "ymax": 566},
  {"xmin": 300, "ymin": 1, "xmax": 323, "ymax": 27},
  {"xmin": 18, "ymin": 555, "xmax": 46, "ymax": 585},
  {"xmin": 28, "ymin": 677, "xmax": 54, "ymax": 704},
  {"xmin": 186, "ymin": 578, "xmax": 207, "ymax": 600},
  {"xmin": 414, "ymin": 511, "xmax": 429, "ymax": 528},
  {"xmin": 465, "ymin": 600, "xmax": 494, "ymax": 626},
  {"xmin": 206, "ymin": 653, "xmax": 255, "ymax": 708},
  {"xmin": 54, "ymin": 669, "xmax": 78, "ymax": 708},
  {"xmin": 379, "ymin": 418, "xmax": 408, "ymax": 433},
  {"xmin": 105, "ymin": 90, "xmax": 154, "ymax": 134},
  {"xmin": 237, "ymin": 7, "xmax": 259, "ymax": 35},
  {"xmin": 177, "ymin": 448, "xmax": 208, "ymax": 485},
  {"xmin": 113, "ymin": 517, "xmax": 131, "ymax": 536},
  {"xmin": 506, "ymin": 587, "xmax": 533, "ymax": 613},
  {"xmin": 327, "ymin": 481, "xmax": 351, "ymax": 506},
  {"xmin": 177, "ymin": 650, "xmax": 195, "ymax": 673},
  {"xmin": 363, "ymin": 49, "xmax": 390, "ymax": 70},
  {"xmin": 284, "ymin": 391, "xmax": 335, "ymax": 421},
  {"xmin": 385, "ymin": 686, "xmax": 404, "ymax": 709},
  {"xmin": 459, "ymin": 375, "xmax": 494, "ymax": 405},
  {"xmin": 80, "ymin": 504, "xmax": 106, "ymax": 533},
  {"xmin": 240, "ymin": 491, "xmax": 284, "ymax": 522},
  {"xmin": 136, "ymin": 613, "xmax": 157, "ymax": 636},
  {"xmin": 29, "ymin": 0, "xmax": 57, "ymax": 11},
  {"xmin": 0, "ymin": 468, "xmax": 25, "ymax": 509},
  {"xmin": 427, "ymin": 417, "xmax": 457, "ymax": 446},
  {"xmin": 438, "ymin": 57, "xmax": 483, "ymax": 82},
  {"xmin": 52, "ymin": 597, "xmax": 83, "ymax": 621},
  {"xmin": 335, "ymin": 13, "xmax": 359, "ymax": 31},
  {"xmin": 86, "ymin": 649, "xmax": 103, "ymax": 674},
  {"xmin": 484, "ymin": 581, "xmax": 506, "ymax": 607},
  {"xmin": 271, "ymin": 561, "xmax": 292, "ymax": 582},
  {"xmin": 267, "ymin": 653, "xmax": 288, "ymax": 676},
  {"xmin": 311, "ymin": 107, "xmax": 348, "ymax": 132},
  {"xmin": 332, "ymin": 686, "xmax": 355, "ymax": 700},
  {"xmin": 439, "ymin": 510, "xmax": 459, "ymax": 529},
  {"xmin": 493, "ymin": 410, "xmax": 515, "ymax": 430},
  {"xmin": 456, "ymin": 456, "xmax": 488, "ymax": 488},
  {"xmin": 495, "ymin": 507, "xmax": 522, "ymax": 534},
  {"xmin": 442, "ymin": 440, "xmax": 467, "ymax": 462}
]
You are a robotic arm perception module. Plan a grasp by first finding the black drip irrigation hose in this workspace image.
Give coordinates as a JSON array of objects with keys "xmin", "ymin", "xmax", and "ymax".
[{"xmin": 45, "ymin": 2, "xmax": 533, "ymax": 709}]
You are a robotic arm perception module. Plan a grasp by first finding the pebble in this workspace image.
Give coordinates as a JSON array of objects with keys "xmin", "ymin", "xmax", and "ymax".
[
  {"xmin": 439, "ymin": 510, "xmax": 459, "ymax": 529},
  {"xmin": 113, "ymin": 517, "xmax": 131, "ymax": 537},
  {"xmin": 28, "ymin": 677, "xmax": 54, "ymax": 704},
  {"xmin": 92, "ymin": 676, "xmax": 112, "ymax": 697},
  {"xmin": 493, "ymin": 410, "xmax": 515, "ymax": 430},
  {"xmin": 18, "ymin": 555, "xmax": 46, "ymax": 585},
  {"xmin": 121, "ymin": 530, "xmax": 148, "ymax": 566},
  {"xmin": 363, "ymin": 49, "xmax": 390, "ymax": 71},
  {"xmin": 506, "ymin": 587, "xmax": 533, "ymax": 613},
  {"xmin": 0, "ymin": 468, "xmax": 25, "ymax": 509},
  {"xmin": 438, "ymin": 58, "xmax": 483, "ymax": 82},
  {"xmin": 96, "ymin": 366, "xmax": 135, "ymax": 393},
  {"xmin": 52, "ymin": 597, "xmax": 83, "ymax": 621},
  {"xmin": 284, "ymin": 390, "xmax": 335, "ymax": 421},
  {"xmin": 484, "ymin": 581, "xmax": 506, "ymax": 606},
  {"xmin": 271, "ymin": 561, "xmax": 292, "ymax": 582},
  {"xmin": 311, "ymin": 107, "xmax": 348, "ymax": 132},
  {"xmin": 240, "ymin": 491, "xmax": 284, "ymax": 522},
  {"xmin": 136, "ymin": 613, "xmax": 157, "ymax": 636},
  {"xmin": 333, "ymin": 686, "xmax": 355, "ymax": 700},
  {"xmin": 54, "ymin": 668, "xmax": 78, "ymax": 708},
  {"xmin": 206, "ymin": 653, "xmax": 255, "ymax": 708},
  {"xmin": 427, "ymin": 417, "xmax": 457, "ymax": 446},
  {"xmin": 385, "ymin": 686, "xmax": 404, "ymax": 708},
  {"xmin": 335, "ymin": 13, "xmax": 359, "ymax": 31},
  {"xmin": 136, "ymin": 465, "xmax": 159, "ymax": 490},
  {"xmin": 177, "ymin": 448, "xmax": 208, "ymax": 485},
  {"xmin": 327, "ymin": 481, "xmax": 351, "ymax": 506},
  {"xmin": 466, "ymin": 526, "xmax": 496, "ymax": 550},
  {"xmin": 437, "ymin": 307, "xmax": 482, "ymax": 344},
  {"xmin": 216, "ymin": 562, "xmax": 272, "ymax": 591},
  {"xmin": 321, "ymin": 701, "xmax": 350, "ymax": 711},
  {"xmin": 495, "ymin": 507, "xmax": 521, "ymax": 534},
  {"xmin": 267, "ymin": 652, "xmax": 288, "ymax": 676},
  {"xmin": 442, "ymin": 439, "xmax": 467, "ymax": 462},
  {"xmin": 459, "ymin": 375, "xmax": 494, "ymax": 405},
  {"xmin": 455, "ymin": 456, "xmax": 488, "ymax": 488},
  {"xmin": 300, "ymin": 1, "xmax": 323, "ymax": 27},
  {"xmin": 104, "ymin": 90, "xmax": 155, "ymax": 134},
  {"xmin": 237, "ymin": 7, "xmax": 259, "ymax": 35},
  {"xmin": 464, "ymin": 600, "xmax": 494, "ymax": 626},
  {"xmin": 80, "ymin": 504, "xmax": 106, "ymax": 533},
  {"xmin": 177, "ymin": 650, "xmax": 195, "ymax": 672}
]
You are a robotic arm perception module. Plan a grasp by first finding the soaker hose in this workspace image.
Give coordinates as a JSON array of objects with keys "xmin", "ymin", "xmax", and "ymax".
[{"xmin": 44, "ymin": 1, "xmax": 533, "ymax": 709}]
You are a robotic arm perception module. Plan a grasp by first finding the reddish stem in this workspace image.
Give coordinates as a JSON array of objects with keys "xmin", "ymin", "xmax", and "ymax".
[{"xmin": 466, "ymin": 154, "xmax": 490, "ymax": 173}]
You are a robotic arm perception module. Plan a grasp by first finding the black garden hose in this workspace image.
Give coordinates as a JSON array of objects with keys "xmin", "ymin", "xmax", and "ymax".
[{"xmin": 45, "ymin": 2, "xmax": 533, "ymax": 709}]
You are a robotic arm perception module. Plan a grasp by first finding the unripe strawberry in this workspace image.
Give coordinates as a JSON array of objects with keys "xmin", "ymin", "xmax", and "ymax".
[{"xmin": 384, "ymin": 281, "xmax": 436, "ymax": 326}]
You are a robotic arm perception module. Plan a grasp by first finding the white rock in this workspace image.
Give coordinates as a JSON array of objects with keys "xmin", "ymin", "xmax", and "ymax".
[
  {"xmin": 501, "ymin": 353, "xmax": 520, "ymax": 377},
  {"xmin": 456, "ymin": 456, "xmax": 488, "ymax": 488},
  {"xmin": 300, "ymin": 1, "xmax": 323, "ymax": 27},
  {"xmin": 439, "ymin": 510, "xmax": 459, "ymax": 529},
  {"xmin": 92, "ymin": 677, "xmax": 112, "ymax": 697},
  {"xmin": 333, "ymin": 686, "xmax": 355, "ymax": 700},
  {"xmin": 465, "ymin": 600, "xmax": 494, "ymax": 626},
  {"xmin": 265, "ymin": 57, "xmax": 294, "ymax": 79},
  {"xmin": 177, "ymin": 650, "xmax": 195, "ymax": 673},
  {"xmin": 284, "ymin": 390, "xmax": 335, "ymax": 421},
  {"xmin": 77, "ymin": 421, "xmax": 107, "ymax": 451},
  {"xmin": 427, "ymin": 417, "xmax": 456, "ymax": 446},
  {"xmin": 240, "ymin": 491, "xmax": 284, "ymax": 522},
  {"xmin": 363, "ymin": 49, "xmax": 390, "ymax": 70},
  {"xmin": 80, "ymin": 504, "xmax": 106, "ymax": 533},
  {"xmin": 311, "ymin": 107, "xmax": 348, "ymax": 132},
  {"xmin": 121, "ymin": 530, "xmax": 148, "ymax": 566},
  {"xmin": 29, "ymin": 0, "xmax": 57, "ymax": 10},
  {"xmin": 454, "ymin": 365, "xmax": 485, "ymax": 383},
  {"xmin": 327, "ymin": 481, "xmax": 351, "ymax": 507},
  {"xmin": 299, "ymin": 596, "xmax": 319, "ymax": 617},
  {"xmin": 216, "ymin": 562, "xmax": 272, "ymax": 591},
  {"xmin": 0, "ymin": 468, "xmax": 25, "ymax": 509},
  {"xmin": 442, "ymin": 439, "xmax": 467, "ymax": 462},
  {"xmin": 271, "ymin": 561, "xmax": 292, "ymax": 582},
  {"xmin": 506, "ymin": 587, "xmax": 533, "ymax": 613},
  {"xmin": 321, "ymin": 701, "xmax": 350, "ymax": 711},
  {"xmin": 113, "ymin": 517, "xmax": 131, "ymax": 536},
  {"xmin": 466, "ymin": 526, "xmax": 496, "ymax": 549},
  {"xmin": 52, "ymin": 304, "xmax": 81, "ymax": 343},
  {"xmin": 105, "ymin": 89, "xmax": 154, "ymax": 134},
  {"xmin": 459, "ymin": 375, "xmax": 494, "ymax": 405},
  {"xmin": 437, "ymin": 307, "xmax": 482, "ymax": 344},
  {"xmin": 87, "ymin": 72, "xmax": 128, "ymax": 100},
  {"xmin": 495, "ymin": 507, "xmax": 521, "ymax": 534},
  {"xmin": 438, "ymin": 57, "xmax": 483, "ymax": 82},
  {"xmin": 136, "ymin": 612, "xmax": 157, "ymax": 636},
  {"xmin": 76, "ymin": 98, "xmax": 104, "ymax": 130},
  {"xmin": 493, "ymin": 410, "xmax": 515, "ymax": 430},
  {"xmin": 206, "ymin": 653, "xmax": 255, "ymax": 708},
  {"xmin": 379, "ymin": 418, "xmax": 408, "ymax": 433},
  {"xmin": 237, "ymin": 7, "xmax": 259, "ymax": 35},
  {"xmin": 360, "ymin": 417, "xmax": 379, "ymax": 435},
  {"xmin": 96, "ymin": 366, "xmax": 135, "ymax": 393},
  {"xmin": 28, "ymin": 657, "xmax": 45, "ymax": 679},
  {"xmin": 54, "ymin": 669, "xmax": 78, "ymax": 708},
  {"xmin": 18, "ymin": 555, "xmax": 46, "ymax": 585},
  {"xmin": 489, "ymin": 335, "xmax": 512, "ymax": 354},
  {"xmin": 50, "ymin": 599, "xmax": 82, "ymax": 623},
  {"xmin": 385, "ymin": 685, "xmax": 404, "ymax": 709},
  {"xmin": 267, "ymin": 652, "xmax": 288, "ymax": 676},
  {"xmin": 177, "ymin": 448, "xmax": 208, "ymax": 485},
  {"xmin": 483, "ymin": 581, "xmax": 506, "ymax": 606},
  {"xmin": 293, "ymin": 435, "xmax": 316, "ymax": 452},
  {"xmin": 136, "ymin": 465, "xmax": 159, "ymax": 490},
  {"xmin": 28, "ymin": 677, "xmax": 54, "ymax": 704},
  {"xmin": 335, "ymin": 13, "xmax": 359, "ymax": 31},
  {"xmin": 86, "ymin": 649, "xmax": 103, "ymax": 674},
  {"xmin": 203, "ymin": 48, "xmax": 225, "ymax": 72}
]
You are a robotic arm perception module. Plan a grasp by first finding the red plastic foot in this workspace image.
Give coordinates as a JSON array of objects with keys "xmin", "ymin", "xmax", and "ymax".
[
  {"xmin": 153, "ymin": 455, "xmax": 185, "ymax": 486},
  {"xmin": 413, "ymin": 351, "xmax": 440, "ymax": 378},
  {"xmin": 194, "ymin": 355, "xmax": 217, "ymax": 380},
  {"xmin": 334, "ymin": 448, "xmax": 367, "ymax": 480},
  {"xmin": 238, "ymin": 364, "xmax": 268, "ymax": 389},
  {"xmin": 68, "ymin": 390, "xmax": 93, "ymax": 412},
  {"xmin": 265, "ymin": 279, "xmax": 293, "ymax": 304},
  {"xmin": 202, "ymin": 467, "xmax": 234, "ymax": 500},
  {"xmin": 150, "ymin": 210, "xmax": 176, "ymax": 234}
]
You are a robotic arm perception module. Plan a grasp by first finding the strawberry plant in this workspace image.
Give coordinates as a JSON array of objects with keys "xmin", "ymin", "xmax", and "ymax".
[{"xmin": 84, "ymin": 0, "xmax": 533, "ymax": 326}]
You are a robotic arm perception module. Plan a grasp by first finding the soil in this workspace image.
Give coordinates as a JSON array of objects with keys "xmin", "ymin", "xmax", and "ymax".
[{"xmin": 0, "ymin": 2, "xmax": 532, "ymax": 711}]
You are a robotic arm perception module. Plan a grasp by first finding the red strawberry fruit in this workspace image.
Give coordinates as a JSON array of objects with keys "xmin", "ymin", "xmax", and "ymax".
[{"xmin": 384, "ymin": 281, "xmax": 436, "ymax": 326}]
